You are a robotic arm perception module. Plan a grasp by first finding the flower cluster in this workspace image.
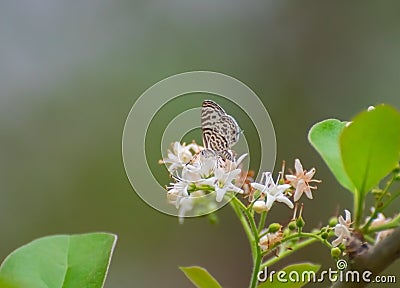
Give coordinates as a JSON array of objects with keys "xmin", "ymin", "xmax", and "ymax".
[
  {"xmin": 249, "ymin": 159, "xmax": 321, "ymax": 213},
  {"xmin": 160, "ymin": 141, "xmax": 247, "ymax": 223},
  {"xmin": 331, "ymin": 208, "xmax": 394, "ymax": 251},
  {"xmin": 160, "ymin": 142, "xmax": 322, "ymax": 225}
]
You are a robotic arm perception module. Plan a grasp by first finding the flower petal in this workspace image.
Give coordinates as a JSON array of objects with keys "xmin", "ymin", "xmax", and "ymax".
[
  {"xmin": 304, "ymin": 187, "xmax": 313, "ymax": 199},
  {"xmin": 294, "ymin": 159, "xmax": 304, "ymax": 175},
  {"xmin": 305, "ymin": 168, "xmax": 316, "ymax": 179},
  {"xmin": 215, "ymin": 187, "xmax": 227, "ymax": 202},
  {"xmin": 251, "ymin": 183, "xmax": 267, "ymax": 193},
  {"xmin": 265, "ymin": 195, "xmax": 276, "ymax": 210},
  {"xmin": 235, "ymin": 153, "xmax": 248, "ymax": 166},
  {"xmin": 276, "ymin": 195, "xmax": 294, "ymax": 209}
]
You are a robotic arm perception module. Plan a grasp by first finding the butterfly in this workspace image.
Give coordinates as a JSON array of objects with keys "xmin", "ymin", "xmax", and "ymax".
[{"xmin": 201, "ymin": 100, "xmax": 241, "ymax": 161}]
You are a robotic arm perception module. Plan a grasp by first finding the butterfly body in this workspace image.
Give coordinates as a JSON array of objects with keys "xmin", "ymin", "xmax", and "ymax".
[{"xmin": 201, "ymin": 100, "xmax": 241, "ymax": 161}]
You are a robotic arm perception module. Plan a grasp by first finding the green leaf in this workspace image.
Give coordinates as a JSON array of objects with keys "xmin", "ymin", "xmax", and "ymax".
[
  {"xmin": 180, "ymin": 266, "xmax": 222, "ymax": 288},
  {"xmin": 0, "ymin": 233, "xmax": 117, "ymax": 288},
  {"xmin": 340, "ymin": 105, "xmax": 400, "ymax": 195},
  {"xmin": 308, "ymin": 119, "xmax": 355, "ymax": 192},
  {"xmin": 0, "ymin": 277, "xmax": 19, "ymax": 288},
  {"xmin": 257, "ymin": 263, "xmax": 320, "ymax": 288}
]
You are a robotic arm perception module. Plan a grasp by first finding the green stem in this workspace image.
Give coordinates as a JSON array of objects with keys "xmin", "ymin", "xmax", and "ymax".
[
  {"xmin": 260, "ymin": 237, "xmax": 318, "ymax": 269},
  {"xmin": 367, "ymin": 213, "xmax": 400, "ymax": 233},
  {"xmin": 243, "ymin": 207, "xmax": 262, "ymax": 288},
  {"xmin": 258, "ymin": 231, "xmax": 331, "ymax": 272},
  {"xmin": 262, "ymin": 232, "xmax": 332, "ymax": 256},
  {"xmin": 361, "ymin": 184, "xmax": 399, "ymax": 233},
  {"xmin": 229, "ymin": 197, "xmax": 254, "ymax": 255},
  {"xmin": 230, "ymin": 197, "xmax": 262, "ymax": 288},
  {"xmin": 258, "ymin": 211, "xmax": 267, "ymax": 233},
  {"xmin": 353, "ymin": 188, "xmax": 364, "ymax": 229},
  {"xmin": 361, "ymin": 175, "xmax": 395, "ymax": 231}
]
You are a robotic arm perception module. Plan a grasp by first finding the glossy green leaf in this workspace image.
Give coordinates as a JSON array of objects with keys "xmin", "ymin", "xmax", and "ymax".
[
  {"xmin": 340, "ymin": 105, "xmax": 400, "ymax": 195},
  {"xmin": 0, "ymin": 233, "xmax": 117, "ymax": 288},
  {"xmin": 180, "ymin": 266, "xmax": 222, "ymax": 288},
  {"xmin": 258, "ymin": 263, "xmax": 321, "ymax": 288},
  {"xmin": 0, "ymin": 277, "xmax": 19, "ymax": 288},
  {"xmin": 308, "ymin": 119, "xmax": 355, "ymax": 192}
]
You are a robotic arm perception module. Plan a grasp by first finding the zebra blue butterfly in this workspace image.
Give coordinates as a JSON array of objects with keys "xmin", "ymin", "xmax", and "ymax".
[{"xmin": 201, "ymin": 100, "xmax": 241, "ymax": 161}]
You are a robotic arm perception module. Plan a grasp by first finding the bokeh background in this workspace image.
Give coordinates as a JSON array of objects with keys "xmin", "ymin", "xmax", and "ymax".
[{"xmin": 1, "ymin": 1, "xmax": 400, "ymax": 287}]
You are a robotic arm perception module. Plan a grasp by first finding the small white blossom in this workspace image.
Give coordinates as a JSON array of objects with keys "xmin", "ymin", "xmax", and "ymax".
[
  {"xmin": 185, "ymin": 149, "xmax": 218, "ymax": 178},
  {"xmin": 167, "ymin": 167, "xmax": 216, "ymax": 209},
  {"xmin": 167, "ymin": 180, "xmax": 190, "ymax": 208},
  {"xmin": 159, "ymin": 142, "xmax": 199, "ymax": 172},
  {"xmin": 213, "ymin": 167, "xmax": 243, "ymax": 202},
  {"xmin": 332, "ymin": 209, "xmax": 352, "ymax": 247},
  {"xmin": 178, "ymin": 197, "xmax": 194, "ymax": 224},
  {"xmin": 286, "ymin": 159, "xmax": 320, "ymax": 202},
  {"xmin": 222, "ymin": 153, "xmax": 248, "ymax": 172},
  {"xmin": 251, "ymin": 172, "xmax": 293, "ymax": 211},
  {"xmin": 368, "ymin": 212, "xmax": 394, "ymax": 243}
]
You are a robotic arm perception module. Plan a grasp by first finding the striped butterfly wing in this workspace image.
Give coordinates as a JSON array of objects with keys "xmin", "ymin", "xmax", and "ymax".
[{"xmin": 201, "ymin": 100, "xmax": 241, "ymax": 161}]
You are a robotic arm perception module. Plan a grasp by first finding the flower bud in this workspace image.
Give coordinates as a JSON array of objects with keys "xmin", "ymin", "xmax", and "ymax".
[
  {"xmin": 268, "ymin": 223, "xmax": 281, "ymax": 233},
  {"xmin": 329, "ymin": 217, "xmax": 338, "ymax": 227},
  {"xmin": 331, "ymin": 247, "xmax": 342, "ymax": 259},
  {"xmin": 252, "ymin": 200, "xmax": 267, "ymax": 214},
  {"xmin": 208, "ymin": 213, "xmax": 218, "ymax": 225},
  {"xmin": 288, "ymin": 221, "xmax": 297, "ymax": 231},
  {"xmin": 296, "ymin": 216, "xmax": 305, "ymax": 228}
]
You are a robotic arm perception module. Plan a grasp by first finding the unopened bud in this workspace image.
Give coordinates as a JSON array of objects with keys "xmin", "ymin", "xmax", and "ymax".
[
  {"xmin": 329, "ymin": 217, "xmax": 338, "ymax": 227},
  {"xmin": 331, "ymin": 247, "xmax": 341, "ymax": 259},
  {"xmin": 252, "ymin": 201, "xmax": 267, "ymax": 214},
  {"xmin": 268, "ymin": 223, "xmax": 281, "ymax": 233},
  {"xmin": 296, "ymin": 216, "xmax": 305, "ymax": 228}
]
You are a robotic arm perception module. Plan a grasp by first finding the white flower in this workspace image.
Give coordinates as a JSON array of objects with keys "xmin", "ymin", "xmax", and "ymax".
[
  {"xmin": 332, "ymin": 210, "xmax": 352, "ymax": 247},
  {"xmin": 221, "ymin": 153, "xmax": 248, "ymax": 172},
  {"xmin": 368, "ymin": 212, "xmax": 394, "ymax": 243},
  {"xmin": 285, "ymin": 159, "xmax": 320, "ymax": 202},
  {"xmin": 251, "ymin": 172, "xmax": 293, "ymax": 210},
  {"xmin": 168, "ymin": 167, "xmax": 216, "ymax": 209},
  {"xmin": 167, "ymin": 180, "xmax": 190, "ymax": 208},
  {"xmin": 178, "ymin": 197, "xmax": 194, "ymax": 224},
  {"xmin": 185, "ymin": 149, "xmax": 218, "ymax": 178},
  {"xmin": 213, "ymin": 167, "xmax": 243, "ymax": 202},
  {"xmin": 159, "ymin": 142, "xmax": 199, "ymax": 173}
]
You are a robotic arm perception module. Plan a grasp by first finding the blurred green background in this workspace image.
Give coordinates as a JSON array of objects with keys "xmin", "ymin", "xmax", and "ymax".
[{"xmin": 1, "ymin": 2, "xmax": 400, "ymax": 287}]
